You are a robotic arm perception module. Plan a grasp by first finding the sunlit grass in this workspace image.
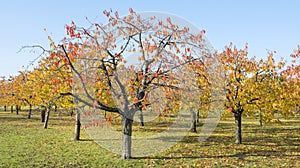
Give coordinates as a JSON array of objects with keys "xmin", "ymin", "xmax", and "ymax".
[{"xmin": 0, "ymin": 110, "xmax": 299, "ymax": 167}]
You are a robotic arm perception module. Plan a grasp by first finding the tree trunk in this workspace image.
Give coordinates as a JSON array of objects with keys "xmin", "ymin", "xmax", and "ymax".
[
  {"xmin": 189, "ymin": 111, "xmax": 197, "ymax": 132},
  {"xmin": 16, "ymin": 105, "xmax": 19, "ymax": 115},
  {"xmin": 70, "ymin": 109, "xmax": 74, "ymax": 117},
  {"xmin": 234, "ymin": 113, "xmax": 242, "ymax": 144},
  {"xmin": 74, "ymin": 109, "xmax": 81, "ymax": 140},
  {"xmin": 259, "ymin": 111, "xmax": 263, "ymax": 127},
  {"xmin": 41, "ymin": 109, "xmax": 46, "ymax": 122},
  {"xmin": 4, "ymin": 106, "xmax": 6, "ymax": 112},
  {"xmin": 196, "ymin": 110, "xmax": 200, "ymax": 123},
  {"xmin": 122, "ymin": 117, "xmax": 133, "ymax": 159},
  {"xmin": 43, "ymin": 107, "xmax": 51, "ymax": 129},
  {"xmin": 138, "ymin": 111, "xmax": 144, "ymax": 126},
  {"xmin": 54, "ymin": 105, "xmax": 57, "ymax": 112},
  {"xmin": 10, "ymin": 106, "xmax": 13, "ymax": 113},
  {"xmin": 27, "ymin": 104, "xmax": 32, "ymax": 119}
]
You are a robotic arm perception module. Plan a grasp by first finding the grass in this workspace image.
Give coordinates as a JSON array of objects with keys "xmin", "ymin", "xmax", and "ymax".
[{"xmin": 0, "ymin": 110, "xmax": 299, "ymax": 167}]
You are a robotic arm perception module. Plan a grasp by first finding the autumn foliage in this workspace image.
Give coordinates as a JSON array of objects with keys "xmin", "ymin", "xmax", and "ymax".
[{"xmin": 0, "ymin": 8, "xmax": 299, "ymax": 159}]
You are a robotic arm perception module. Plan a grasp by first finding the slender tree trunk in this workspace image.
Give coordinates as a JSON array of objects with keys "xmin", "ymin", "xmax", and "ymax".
[
  {"xmin": 16, "ymin": 105, "xmax": 19, "ymax": 115},
  {"xmin": 74, "ymin": 109, "xmax": 81, "ymax": 140},
  {"xmin": 259, "ymin": 111, "xmax": 263, "ymax": 127},
  {"xmin": 196, "ymin": 110, "xmax": 200, "ymax": 123},
  {"xmin": 10, "ymin": 106, "xmax": 13, "ymax": 113},
  {"xmin": 41, "ymin": 109, "xmax": 46, "ymax": 122},
  {"xmin": 138, "ymin": 111, "xmax": 144, "ymax": 126},
  {"xmin": 122, "ymin": 117, "xmax": 133, "ymax": 159},
  {"xmin": 54, "ymin": 105, "xmax": 57, "ymax": 112},
  {"xmin": 27, "ymin": 104, "xmax": 32, "ymax": 119},
  {"xmin": 234, "ymin": 113, "xmax": 242, "ymax": 144},
  {"xmin": 4, "ymin": 105, "xmax": 6, "ymax": 112},
  {"xmin": 43, "ymin": 107, "xmax": 51, "ymax": 129},
  {"xmin": 189, "ymin": 111, "xmax": 197, "ymax": 132}
]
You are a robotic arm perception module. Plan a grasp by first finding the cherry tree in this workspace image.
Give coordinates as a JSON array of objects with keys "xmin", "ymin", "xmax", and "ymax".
[
  {"xmin": 47, "ymin": 9, "xmax": 217, "ymax": 159},
  {"xmin": 219, "ymin": 43, "xmax": 295, "ymax": 144}
]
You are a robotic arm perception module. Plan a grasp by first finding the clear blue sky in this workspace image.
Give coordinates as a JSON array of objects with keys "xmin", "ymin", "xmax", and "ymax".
[{"xmin": 1, "ymin": 0, "xmax": 299, "ymax": 77}]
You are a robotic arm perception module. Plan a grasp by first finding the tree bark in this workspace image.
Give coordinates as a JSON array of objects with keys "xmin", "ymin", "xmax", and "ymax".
[
  {"xmin": 43, "ymin": 107, "xmax": 51, "ymax": 129},
  {"xmin": 16, "ymin": 105, "xmax": 19, "ymax": 115},
  {"xmin": 74, "ymin": 109, "xmax": 81, "ymax": 140},
  {"xmin": 259, "ymin": 111, "xmax": 263, "ymax": 127},
  {"xmin": 70, "ymin": 109, "xmax": 74, "ymax": 117},
  {"xmin": 196, "ymin": 110, "xmax": 200, "ymax": 123},
  {"xmin": 4, "ymin": 106, "xmax": 6, "ymax": 112},
  {"xmin": 27, "ymin": 104, "xmax": 32, "ymax": 119},
  {"xmin": 138, "ymin": 111, "xmax": 144, "ymax": 126},
  {"xmin": 234, "ymin": 113, "xmax": 242, "ymax": 144},
  {"xmin": 122, "ymin": 117, "xmax": 133, "ymax": 159},
  {"xmin": 41, "ymin": 108, "xmax": 46, "ymax": 122},
  {"xmin": 189, "ymin": 111, "xmax": 197, "ymax": 132},
  {"xmin": 10, "ymin": 106, "xmax": 13, "ymax": 113}
]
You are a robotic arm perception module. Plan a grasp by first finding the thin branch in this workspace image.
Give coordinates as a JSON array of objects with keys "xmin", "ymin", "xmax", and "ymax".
[{"xmin": 60, "ymin": 92, "xmax": 121, "ymax": 114}]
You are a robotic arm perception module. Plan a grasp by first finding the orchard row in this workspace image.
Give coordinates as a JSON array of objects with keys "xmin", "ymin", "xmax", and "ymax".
[{"xmin": 0, "ymin": 9, "xmax": 299, "ymax": 159}]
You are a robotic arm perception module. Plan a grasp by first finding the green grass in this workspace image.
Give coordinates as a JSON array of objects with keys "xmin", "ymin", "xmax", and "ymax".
[{"xmin": 0, "ymin": 110, "xmax": 299, "ymax": 167}]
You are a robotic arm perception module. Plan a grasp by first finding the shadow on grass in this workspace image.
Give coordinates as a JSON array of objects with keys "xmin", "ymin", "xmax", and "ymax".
[
  {"xmin": 78, "ymin": 139, "xmax": 94, "ymax": 142},
  {"xmin": 132, "ymin": 152, "xmax": 300, "ymax": 160},
  {"xmin": 0, "ymin": 116, "xmax": 40, "ymax": 122}
]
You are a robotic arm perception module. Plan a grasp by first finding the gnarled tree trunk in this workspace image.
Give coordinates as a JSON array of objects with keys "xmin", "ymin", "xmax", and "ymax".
[
  {"xmin": 234, "ymin": 112, "xmax": 242, "ymax": 144},
  {"xmin": 74, "ymin": 109, "xmax": 81, "ymax": 140},
  {"xmin": 122, "ymin": 117, "xmax": 133, "ymax": 159}
]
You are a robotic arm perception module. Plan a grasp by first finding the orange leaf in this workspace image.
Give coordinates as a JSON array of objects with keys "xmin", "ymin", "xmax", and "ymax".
[
  {"xmin": 142, "ymin": 105, "xmax": 147, "ymax": 110},
  {"xmin": 133, "ymin": 97, "xmax": 139, "ymax": 103}
]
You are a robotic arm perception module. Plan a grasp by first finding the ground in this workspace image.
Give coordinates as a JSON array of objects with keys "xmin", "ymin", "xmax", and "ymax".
[{"xmin": 0, "ymin": 110, "xmax": 299, "ymax": 167}]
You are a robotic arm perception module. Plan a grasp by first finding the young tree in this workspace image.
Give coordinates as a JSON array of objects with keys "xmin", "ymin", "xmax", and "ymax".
[
  {"xmin": 5, "ymin": 75, "xmax": 23, "ymax": 115},
  {"xmin": 26, "ymin": 52, "xmax": 72, "ymax": 128},
  {"xmin": 219, "ymin": 44, "xmax": 290, "ymax": 144},
  {"xmin": 219, "ymin": 44, "xmax": 255, "ymax": 144},
  {"xmin": 21, "ymin": 77, "xmax": 36, "ymax": 119},
  {"xmin": 282, "ymin": 45, "xmax": 300, "ymax": 114},
  {"xmin": 0, "ymin": 77, "xmax": 11, "ymax": 111}
]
